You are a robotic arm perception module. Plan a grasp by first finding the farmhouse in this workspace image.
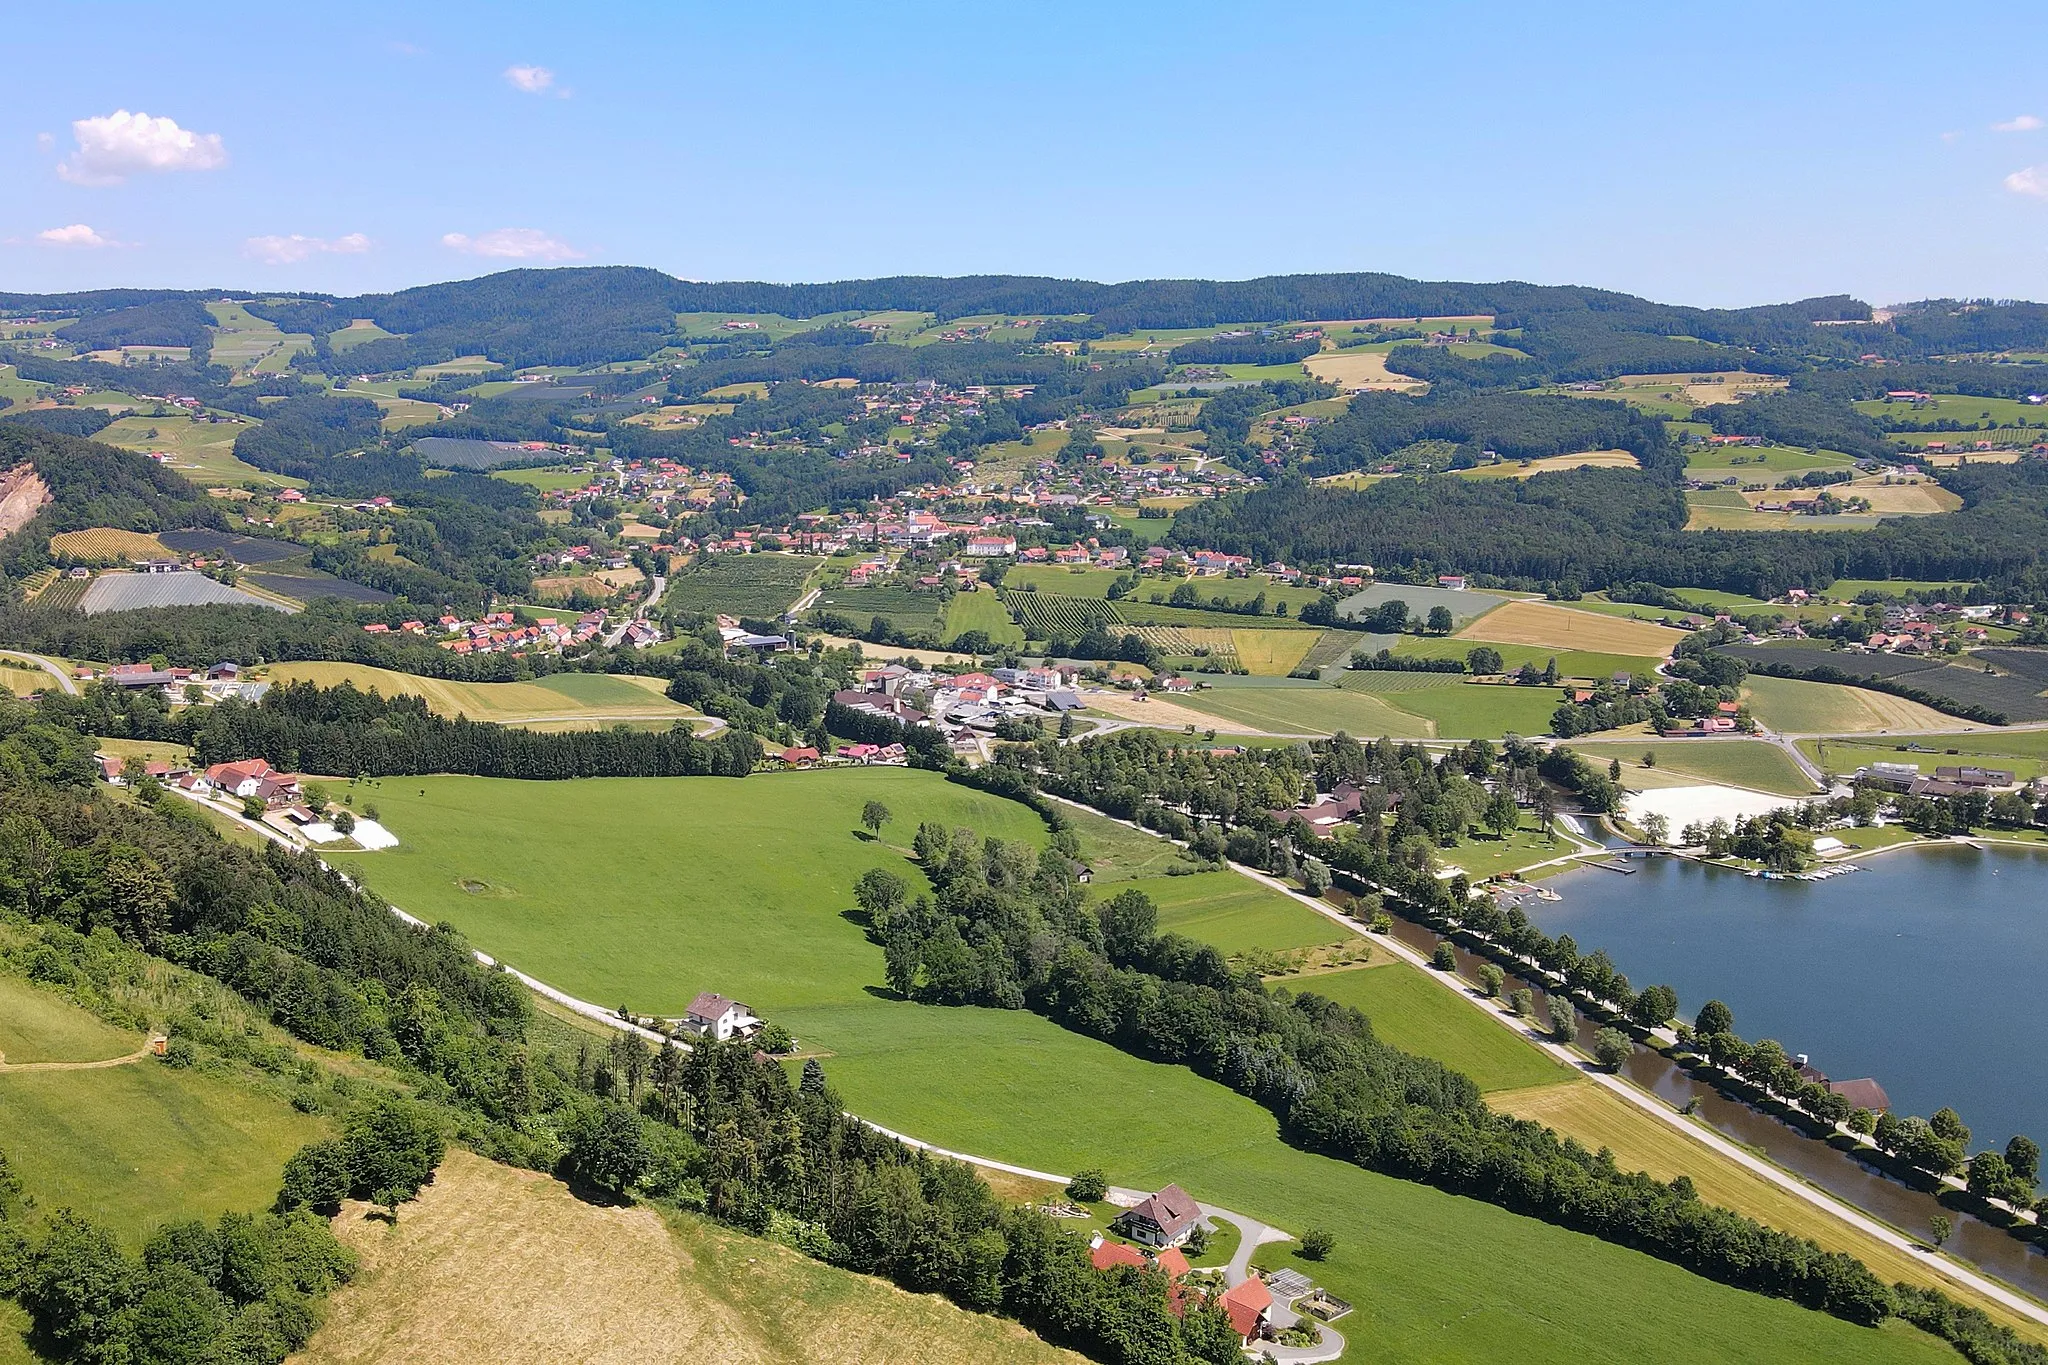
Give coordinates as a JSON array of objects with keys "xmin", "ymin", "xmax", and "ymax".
[
  {"xmin": 683, "ymin": 992, "xmax": 761, "ymax": 1042},
  {"xmin": 1219, "ymin": 1276, "xmax": 1275, "ymax": 1344},
  {"xmin": 1113, "ymin": 1183, "xmax": 1201, "ymax": 1248}
]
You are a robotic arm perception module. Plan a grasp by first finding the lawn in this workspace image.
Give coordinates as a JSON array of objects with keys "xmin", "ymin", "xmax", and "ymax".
[
  {"xmin": 1112, "ymin": 871, "xmax": 1346, "ymax": 956},
  {"xmin": 1176, "ymin": 681, "xmax": 1433, "ymax": 737},
  {"xmin": 1295, "ymin": 962, "xmax": 1572, "ymax": 1094},
  {"xmin": 1799, "ymin": 733, "xmax": 2048, "ymax": 785},
  {"xmin": 1568, "ymin": 739, "xmax": 1818, "ymax": 797},
  {"xmin": 493, "ymin": 465, "xmax": 595, "ymax": 491},
  {"xmin": 1740, "ymin": 675, "xmax": 1957, "ymax": 734},
  {"xmin": 940, "ymin": 588, "xmax": 1024, "ymax": 647},
  {"xmin": 326, "ymin": 777, "xmax": 1973, "ymax": 1362},
  {"xmin": 1380, "ymin": 680, "xmax": 1563, "ymax": 738},
  {"xmin": 660, "ymin": 553, "xmax": 819, "ymax": 617},
  {"xmin": 263, "ymin": 662, "xmax": 700, "ymax": 728},
  {"xmin": 1432, "ymin": 820, "xmax": 1584, "ymax": 879}
]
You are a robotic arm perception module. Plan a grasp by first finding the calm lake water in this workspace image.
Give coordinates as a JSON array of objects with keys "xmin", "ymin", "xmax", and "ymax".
[{"xmin": 1530, "ymin": 845, "xmax": 2048, "ymax": 1150}]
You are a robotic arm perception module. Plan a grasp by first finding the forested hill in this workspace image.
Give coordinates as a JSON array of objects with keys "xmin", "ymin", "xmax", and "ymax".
[
  {"xmin": 1169, "ymin": 461, "xmax": 2048, "ymax": 598},
  {"xmin": 0, "ymin": 425, "xmax": 226, "ymax": 588}
]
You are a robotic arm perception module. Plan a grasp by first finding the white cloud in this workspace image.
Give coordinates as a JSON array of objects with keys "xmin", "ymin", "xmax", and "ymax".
[
  {"xmin": 1994, "ymin": 115, "xmax": 2044, "ymax": 133},
  {"xmin": 2006, "ymin": 166, "xmax": 2048, "ymax": 198},
  {"xmin": 441, "ymin": 228, "xmax": 584, "ymax": 261},
  {"xmin": 57, "ymin": 110, "xmax": 227, "ymax": 185},
  {"xmin": 36, "ymin": 223, "xmax": 117, "ymax": 248},
  {"xmin": 504, "ymin": 64, "xmax": 555, "ymax": 93},
  {"xmin": 243, "ymin": 232, "xmax": 372, "ymax": 265}
]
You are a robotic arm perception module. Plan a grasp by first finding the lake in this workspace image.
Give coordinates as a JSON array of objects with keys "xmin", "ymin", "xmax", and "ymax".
[{"xmin": 1529, "ymin": 844, "xmax": 2048, "ymax": 1150}]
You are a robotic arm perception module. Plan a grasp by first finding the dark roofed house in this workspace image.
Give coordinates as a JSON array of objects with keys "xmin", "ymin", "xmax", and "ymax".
[{"xmin": 1114, "ymin": 1183, "xmax": 1202, "ymax": 1248}]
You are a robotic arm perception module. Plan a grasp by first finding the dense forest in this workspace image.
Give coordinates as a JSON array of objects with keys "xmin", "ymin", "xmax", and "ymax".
[{"xmin": 0, "ymin": 426, "xmax": 227, "ymax": 590}]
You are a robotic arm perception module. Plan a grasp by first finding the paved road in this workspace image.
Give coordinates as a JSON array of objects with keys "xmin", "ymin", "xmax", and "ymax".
[
  {"xmin": 602, "ymin": 573, "xmax": 668, "ymax": 647},
  {"xmin": 0, "ymin": 650, "xmax": 77, "ymax": 695}
]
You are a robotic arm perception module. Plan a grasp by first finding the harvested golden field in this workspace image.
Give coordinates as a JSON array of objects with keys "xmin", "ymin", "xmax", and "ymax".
[
  {"xmin": 1740, "ymin": 675, "xmax": 1958, "ymax": 734},
  {"xmin": 1230, "ymin": 628, "xmax": 1320, "ymax": 676},
  {"xmin": 48, "ymin": 527, "xmax": 172, "ymax": 561},
  {"xmin": 300, "ymin": 1150, "xmax": 1083, "ymax": 1365},
  {"xmin": 1302, "ymin": 349, "xmax": 1429, "ymax": 391},
  {"xmin": 1455, "ymin": 599, "xmax": 1684, "ymax": 659},
  {"xmin": 1842, "ymin": 478, "xmax": 1963, "ymax": 515}
]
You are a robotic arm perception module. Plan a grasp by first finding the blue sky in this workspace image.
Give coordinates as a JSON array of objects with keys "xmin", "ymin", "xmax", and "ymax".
[{"xmin": 5, "ymin": 2, "xmax": 2048, "ymax": 307}]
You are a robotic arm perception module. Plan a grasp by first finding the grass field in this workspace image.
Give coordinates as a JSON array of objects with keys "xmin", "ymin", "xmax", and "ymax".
[
  {"xmin": 301, "ymin": 1149, "xmax": 1082, "ymax": 1365},
  {"xmin": 939, "ymin": 588, "xmax": 1024, "ymax": 646},
  {"xmin": 1432, "ymin": 820, "xmax": 1585, "ymax": 879},
  {"xmin": 264, "ymin": 662, "xmax": 701, "ymax": 728},
  {"xmin": 1685, "ymin": 491, "xmax": 1889, "ymax": 532},
  {"xmin": 1226, "ymin": 628, "xmax": 1320, "ymax": 675},
  {"xmin": 1683, "ymin": 443, "xmax": 1861, "ymax": 480},
  {"xmin": 1801, "ymin": 731, "xmax": 2048, "ymax": 784},
  {"xmin": 48, "ymin": 527, "xmax": 171, "ymax": 561},
  {"xmin": 324, "ymin": 777, "xmax": 1983, "ymax": 1361},
  {"xmin": 814, "ymin": 585, "xmax": 946, "ymax": 635},
  {"xmin": 93, "ymin": 413, "xmax": 299, "ymax": 487},
  {"xmin": 1177, "ymin": 681, "xmax": 1434, "ymax": 737},
  {"xmin": 492, "ymin": 465, "xmax": 595, "ymax": 492},
  {"xmin": 1115, "ymin": 871, "xmax": 1347, "ymax": 956},
  {"xmin": 1386, "ymin": 635, "xmax": 1663, "ymax": 679},
  {"xmin": 1298, "ymin": 962, "xmax": 1572, "ymax": 1094},
  {"xmin": 1741, "ymin": 675, "xmax": 1959, "ymax": 734},
  {"xmin": 0, "ymin": 978, "xmax": 323, "ymax": 1245},
  {"xmin": 1567, "ymin": 739, "xmax": 1818, "ymax": 796},
  {"xmin": 1378, "ymin": 680, "xmax": 1564, "ymax": 738},
  {"xmin": 1453, "ymin": 599, "xmax": 1683, "ymax": 659},
  {"xmin": 663, "ymin": 554, "xmax": 818, "ymax": 618}
]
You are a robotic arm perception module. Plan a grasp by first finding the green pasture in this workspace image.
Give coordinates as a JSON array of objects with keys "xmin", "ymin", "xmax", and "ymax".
[
  {"xmin": 1114, "ymin": 872, "xmax": 1345, "ymax": 956},
  {"xmin": 0, "ymin": 365, "xmax": 45, "ymax": 406},
  {"xmin": 1801, "ymin": 732, "xmax": 2048, "ymax": 784},
  {"xmin": 329, "ymin": 775, "xmax": 1961, "ymax": 1363},
  {"xmin": 1852, "ymin": 395, "xmax": 2048, "ymax": 428},
  {"xmin": 813, "ymin": 585, "xmax": 945, "ymax": 634},
  {"xmin": 1294, "ymin": 962, "xmax": 1571, "ymax": 1094},
  {"xmin": 1685, "ymin": 491, "xmax": 1885, "ymax": 532},
  {"xmin": 0, "ymin": 974, "xmax": 139, "ymax": 1063},
  {"xmin": 1824, "ymin": 577, "xmax": 1978, "ymax": 598},
  {"xmin": 1178, "ymin": 682, "xmax": 1433, "ymax": 737},
  {"xmin": 492, "ymin": 465, "xmax": 595, "ymax": 492},
  {"xmin": 1383, "ymin": 681, "xmax": 1563, "ymax": 738},
  {"xmin": 1567, "ymin": 738, "xmax": 1817, "ymax": 797},
  {"xmin": 93, "ymin": 414, "xmax": 300, "ymax": 488},
  {"xmin": 1386, "ymin": 635, "xmax": 1661, "ymax": 679},
  {"xmin": 940, "ymin": 589, "xmax": 1024, "ymax": 646},
  {"xmin": 1003, "ymin": 565, "xmax": 1128, "ymax": 597},
  {"xmin": 328, "ymin": 320, "xmax": 398, "ymax": 352},
  {"xmin": 1683, "ymin": 444, "xmax": 1860, "ymax": 479}
]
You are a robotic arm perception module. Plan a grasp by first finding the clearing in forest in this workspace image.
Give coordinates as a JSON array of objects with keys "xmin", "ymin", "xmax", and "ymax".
[{"xmin": 1302, "ymin": 348, "xmax": 1429, "ymax": 391}]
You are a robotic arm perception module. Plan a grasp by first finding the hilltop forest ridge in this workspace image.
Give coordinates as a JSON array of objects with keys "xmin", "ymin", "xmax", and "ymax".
[{"xmin": 6, "ymin": 261, "xmax": 2048, "ymax": 1365}]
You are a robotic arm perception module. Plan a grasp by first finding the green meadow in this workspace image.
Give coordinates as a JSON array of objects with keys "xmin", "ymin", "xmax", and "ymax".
[
  {"xmin": 1290, "ymin": 962, "xmax": 1571, "ymax": 1095},
  {"xmin": 1567, "ymin": 738, "xmax": 1818, "ymax": 797},
  {"xmin": 325, "ymin": 771, "xmax": 1966, "ymax": 1363},
  {"xmin": 940, "ymin": 588, "xmax": 1026, "ymax": 646},
  {"xmin": 1112, "ymin": 871, "xmax": 1345, "ymax": 955}
]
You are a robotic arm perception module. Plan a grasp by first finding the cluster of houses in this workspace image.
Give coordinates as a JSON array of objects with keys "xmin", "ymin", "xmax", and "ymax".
[
  {"xmin": 78, "ymin": 660, "xmax": 266, "ymax": 705},
  {"xmin": 362, "ymin": 608, "xmax": 652, "ymax": 655},
  {"xmin": 95, "ymin": 754, "xmax": 391, "ymax": 848},
  {"xmin": 1853, "ymin": 760, "xmax": 2028, "ymax": 800}
]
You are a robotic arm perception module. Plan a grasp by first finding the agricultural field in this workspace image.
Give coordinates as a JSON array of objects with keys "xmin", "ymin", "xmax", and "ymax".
[
  {"xmin": 302, "ymin": 1149, "xmax": 1081, "ymax": 1365},
  {"xmin": 1339, "ymin": 582, "xmax": 1505, "ymax": 629},
  {"xmin": 243, "ymin": 566, "xmax": 396, "ymax": 605},
  {"xmin": 1114, "ymin": 600, "xmax": 1319, "ymax": 631},
  {"xmin": 1386, "ymin": 635, "xmax": 1664, "ymax": 679},
  {"xmin": 1452, "ymin": 599, "xmax": 1684, "ymax": 660},
  {"xmin": 1851, "ymin": 394, "xmax": 2048, "ymax": 429},
  {"xmin": 493, "ymin": 464, "xmax": 596, "ymax": 492},
  {"xmin": 264, "ymin": 662, "xmax": 701, "ymax": 727},
  {"xmin": 324, "ymin": 776, "xmax": 1970, "ymax": 1365},
  {"xmin": 939, "ymin": 587, "xmax": 1025, "ymax": 646},
  {"xmin": 79, "ymin": 570, "xmax": 288, "ymax": 615},
  {"xmin": 1728, "ymin": 645, "xmax": 2048, "ymax": 723},
  {"xmin": 1566, "ymin": 738, "xmax": 1818, "ymax": 797},
  {"xmin": 1176, "ymin": 680, "xmax": 1434, "ymax": 737},
  {"xmin": 1002, "ymin": 591, "xmax": 1123, "ymax": 640},
  {"xmin": 811, "ymin": 585, "xmax": 946, "ymax": 635},
  {"xmin": 1378, "ymin": 680, "xmax": 1566, "ymax": 738},
  {"xmin": 204, "ymin": 300, "xmax": 310, "ymax": 372},
  {"xmin": 1301, "ymin": 347, "xmax": 1429, "ymax": 392},
  {"xmin": 1001, "ymin": 565, "xmax": 1132, "ymax": 598},
  {"xmin": 1740, "ymin": 675, "xmax": 1958, "ymax": 734},
  {"xmin": 1682, "ymin": 443, "xmax": 1861, "ymax": 480},
  {"xmin": 47, "ymin": 527, "xmax": 170, "ymax": 561},
  {"xmin": 1113, "ymin": 871, "xmax": 1347, "ymax": 956},
  {"xmin": 1457, "ymin": 449, "xmax": 1640, "ymax": 478},
  {"xmin": 1685, "ymin": 490, "xmax": 1889, "ymax": 532},
  {"xmin": 0, "ymin": 976, "xmax": 324, "ymax": 1246},
  {"xmin": 327, "ymin": 318, "xmax": 397, "ymax": 351},
  {"xmin": 660, "ymin": 553, "xmax": 819, "ymax": 617},
  {"xmin": 92, "ymin": 413, "xmax": 298, "ymax": 487},
  {"xmin": 157, "ymin": 528, "xmax": 303, "ymax": 563},
  {"xmin": 1299, "ymin": 962, "xmax": 1572, "ymax": 1094}
]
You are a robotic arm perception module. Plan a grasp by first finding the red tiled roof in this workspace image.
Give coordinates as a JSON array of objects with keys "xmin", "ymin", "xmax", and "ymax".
[
  {"xmin": 1089, "ymin": 1240, "xmax": 1148, "ymax": 1272},
  {"xmin": 1155, "ymin": 1246, "xmax": 1191, "ymax": 1280},
  {"xmin": 1221, "ymin": 1277, "xmax": 1272, "ymax": 1337}
]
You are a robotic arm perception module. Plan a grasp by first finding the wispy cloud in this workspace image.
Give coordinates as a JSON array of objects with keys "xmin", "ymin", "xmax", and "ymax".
[
  {"xmin": 2005, "ymin": 165, "xmax": 2048, "ymax": 198},
  {"xmin": 57, "ymin": 110, "xmax": 226, "ymax": 185},
  {"xmin": 1994, "ymin": 115, "xmax": 2044, "ymax": 133},
  {"xmin": 441, "ymin": 228, "xmax": 584, "ymax": 261},
  {"xmin": 504, "ymin": 64, "xmax": 556, "ymax": 94},
  {"xmin": 243, "ymin": 232, "xmax": 372, "ymax": 265},
  {"xmin": 36, "ymin": 223, "xmax": 120, "ymax": 248}
]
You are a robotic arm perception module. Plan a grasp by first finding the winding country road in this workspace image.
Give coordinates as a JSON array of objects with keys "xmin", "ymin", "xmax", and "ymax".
[{"xmin": 0, "ymin": 650, "xmax": 78, "ymax": 696}]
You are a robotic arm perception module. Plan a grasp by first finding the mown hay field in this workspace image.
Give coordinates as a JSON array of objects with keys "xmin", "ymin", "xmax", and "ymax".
[
  {"xmin": 264, "ymin": 662, "xmax": 702, "ymax": 728},
  {"xmin": 1453, "ymin": 599, "xmax": 1684, "ymax": 659},
  {"xmin": 300, "ymin": 1149, "xmax": 1083, "ymax": 1365},
  {"xmin": 1740, "ymin": 675, "xmax": 1959, "ymax": 734}
]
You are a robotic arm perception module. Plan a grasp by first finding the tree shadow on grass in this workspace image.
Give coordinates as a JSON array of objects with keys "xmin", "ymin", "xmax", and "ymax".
[{"xmin": 862, "ymin": 983, "xmax": 910, "ymax": 1002}]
